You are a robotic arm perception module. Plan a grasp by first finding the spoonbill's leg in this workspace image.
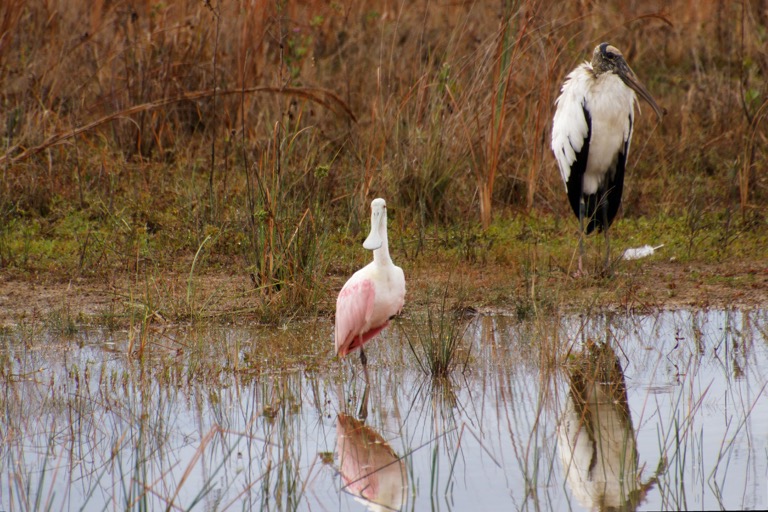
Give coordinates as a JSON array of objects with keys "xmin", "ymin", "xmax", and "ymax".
[
  {"xmin": 357, "ymin": 346, "xmax": 370, "ymax": 420},
  {"xmin": 356, "ymin": 383, "xmax": 369, "ymax": 421}
]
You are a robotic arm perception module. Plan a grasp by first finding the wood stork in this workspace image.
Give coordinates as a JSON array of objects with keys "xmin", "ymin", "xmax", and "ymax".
[
  {"xmin": 551, "ymin": 43, "xmax": 663, "ymax": 275},
  {"xmin": 335, "ymin": 198, "xmax": 405, "ymax": 399}
]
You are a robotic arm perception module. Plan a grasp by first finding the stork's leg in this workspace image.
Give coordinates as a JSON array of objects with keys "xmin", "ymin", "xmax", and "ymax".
[
  {"xmin": 357, "ymin": 346, "xmax": 370, "ymax": 420},
  {"xmin": 578, "ymin": 198, "xmax": 585, "ymax": 276},
  {"xmin": 602, "ymin": 200, "xmax": 612, "ymax": 276}
]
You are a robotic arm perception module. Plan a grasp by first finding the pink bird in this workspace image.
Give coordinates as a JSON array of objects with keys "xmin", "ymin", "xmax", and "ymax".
[{"xmin": 335, "ymin": 198, "xmax": 406, "ymax": 382}]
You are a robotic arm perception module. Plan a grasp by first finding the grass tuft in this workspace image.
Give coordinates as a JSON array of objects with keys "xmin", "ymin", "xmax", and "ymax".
[{"xmin": 404, "ymin": 284, "xmax": 473, "ymax": 378}]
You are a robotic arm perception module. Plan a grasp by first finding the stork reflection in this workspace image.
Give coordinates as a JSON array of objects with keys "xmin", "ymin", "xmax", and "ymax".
[
  {"xmin": 557, "ymin": 340, "xmax": 657, "ymax": 511},
  {"xmin": 335, "ymin": 413, "xmax": 407, "ymax": 511}
]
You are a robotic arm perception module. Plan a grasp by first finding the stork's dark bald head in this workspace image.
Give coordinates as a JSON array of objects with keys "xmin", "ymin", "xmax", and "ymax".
[
  {"xmin": 591, "ymin": 43, "xmax": 628, "ymax": 75},
  {"xmin": 589, "ymin": 42, "xmax": 664, "ymax": 119}
]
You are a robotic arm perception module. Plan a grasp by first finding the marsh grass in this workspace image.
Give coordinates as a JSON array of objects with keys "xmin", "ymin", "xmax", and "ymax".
[
  {"xmin": 404, "ymin": 284, "xmax": 473, "ymax": 378},
  {"xmin": 0, "ymin": 2, "xmax": 765, "ymax": 327},
  {"xmin": 43, "ymin": 306, "xmax": 80, "ymax": 336},
  {"xmin": 2, "ymin": 308, "xmax": 768, "ymax": 509},
  {"xmin": 0, "ymin": 323, "xmax": 331, "ymax": 511},
  {"xmin": 240, "ymin": 119, "xmax": 332, "ymax": 323}
]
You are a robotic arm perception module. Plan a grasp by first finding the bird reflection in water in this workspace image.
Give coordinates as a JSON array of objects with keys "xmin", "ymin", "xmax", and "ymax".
[
  {"xmin": 335, "ymin": 414, "xmax": 407, "ymax": 511},
  {"xmin": 558, "ymin": 339, "xmax": 659, "ymax": 511}
]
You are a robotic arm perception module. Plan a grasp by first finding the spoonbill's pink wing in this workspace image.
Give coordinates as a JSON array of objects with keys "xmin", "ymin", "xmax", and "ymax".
[{"xmin": 335, "ymin": 278, "xmax": 375, "ymax": 357}]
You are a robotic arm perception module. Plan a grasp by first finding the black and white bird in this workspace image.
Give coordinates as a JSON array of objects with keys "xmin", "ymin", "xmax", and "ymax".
[{"xmin": 551, "ymin": 43, "xmax": 663, "ymax": 275}]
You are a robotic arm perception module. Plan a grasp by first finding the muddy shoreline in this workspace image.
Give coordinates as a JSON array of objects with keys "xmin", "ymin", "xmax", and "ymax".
[{"xmin": 2, "ymin": 259, "xmax": 765, "ymax": 329}]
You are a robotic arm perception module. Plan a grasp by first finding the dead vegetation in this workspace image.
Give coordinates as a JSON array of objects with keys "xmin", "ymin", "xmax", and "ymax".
[{"xmin": 1, "ymin": 1, "xmax": 766, "ymax": 325}]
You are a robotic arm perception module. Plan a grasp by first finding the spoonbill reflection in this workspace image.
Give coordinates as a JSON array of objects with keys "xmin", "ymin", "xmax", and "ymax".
[
  {"xmin": 335, "ymin": 198, "xmax": 406, "ymax": 384},
  {"xmin": 552, "ymin": 43, "xmax": 663, "ymax": 275},
  {"xmin": 336, "ymin": 413, "xmax": 407, "ymax": 511}
]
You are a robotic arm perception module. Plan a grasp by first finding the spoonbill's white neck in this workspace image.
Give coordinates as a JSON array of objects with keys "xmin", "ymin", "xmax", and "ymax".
[
  {"xmin": 363, "ymin": 198, "xmax": 392, "ymax": 266},
  {"xmin": 372, "ymin": 222, "xmax": 391, "ymax": 266}
]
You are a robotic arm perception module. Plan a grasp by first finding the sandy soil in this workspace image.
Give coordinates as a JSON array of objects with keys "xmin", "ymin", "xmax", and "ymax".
[{"xmin": 0, "ymin": 259, "xmax": 766, "ymax": 328}]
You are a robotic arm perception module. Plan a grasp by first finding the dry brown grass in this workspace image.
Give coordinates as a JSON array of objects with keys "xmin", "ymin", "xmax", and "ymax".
[
  {"xmin": 0, "ymin": 1, "xmax": 766, "ymax": 322},
  {"xmin": 3, "ymin": 1, "xmax": 765, "ymax": 214}
]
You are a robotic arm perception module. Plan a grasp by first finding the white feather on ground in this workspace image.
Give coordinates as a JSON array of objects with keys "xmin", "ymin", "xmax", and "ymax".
[{"xmin": 622, "ymin": 244, "xmax": 664, "ymax": 260}]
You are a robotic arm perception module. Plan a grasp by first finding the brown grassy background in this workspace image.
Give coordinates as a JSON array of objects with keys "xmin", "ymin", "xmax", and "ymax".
[{"xmin": 0, "ymin": 1, "xmax": 766, "ymax": 320}]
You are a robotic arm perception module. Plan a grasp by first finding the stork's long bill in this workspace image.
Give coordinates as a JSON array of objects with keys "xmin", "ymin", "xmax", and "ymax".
[
  {"xmin": 619, "ymin": 70, "xmax": 664, "ymax": 121},
  {"xmin": 595, "ymin": 43, "xmax": 664, "ymax": 121}
]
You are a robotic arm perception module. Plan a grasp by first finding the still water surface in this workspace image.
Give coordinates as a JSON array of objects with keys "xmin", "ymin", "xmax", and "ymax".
[{"xmin": 2, "ymin": 308, "xmax": 767, "ymax": 511}]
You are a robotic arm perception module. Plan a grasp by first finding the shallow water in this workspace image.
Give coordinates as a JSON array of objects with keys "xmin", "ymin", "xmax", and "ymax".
[{"xmin": 1, "ymin": 308, "xmax": 767, "ymax": 511}]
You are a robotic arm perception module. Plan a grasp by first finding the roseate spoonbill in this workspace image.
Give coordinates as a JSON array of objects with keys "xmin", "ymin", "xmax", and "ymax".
[
  {"xmin": 551, "ymin": 43, "xmax": 663, "ymax": 275},
  {"xmin": 335, "ymin": 198, "xmax": 405, "ymax": 383}
]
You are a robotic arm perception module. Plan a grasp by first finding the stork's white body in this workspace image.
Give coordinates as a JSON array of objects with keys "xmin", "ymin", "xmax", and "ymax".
[{"xmin": 552, "ymin": 63, "xmax": 637, "ymax": 196}]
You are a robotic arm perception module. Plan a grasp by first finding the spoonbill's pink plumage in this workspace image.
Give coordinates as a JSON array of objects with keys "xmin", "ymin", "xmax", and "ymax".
[{"xmin": 335, "ymin": 198, "xmax": 405, "ymax": 370}]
